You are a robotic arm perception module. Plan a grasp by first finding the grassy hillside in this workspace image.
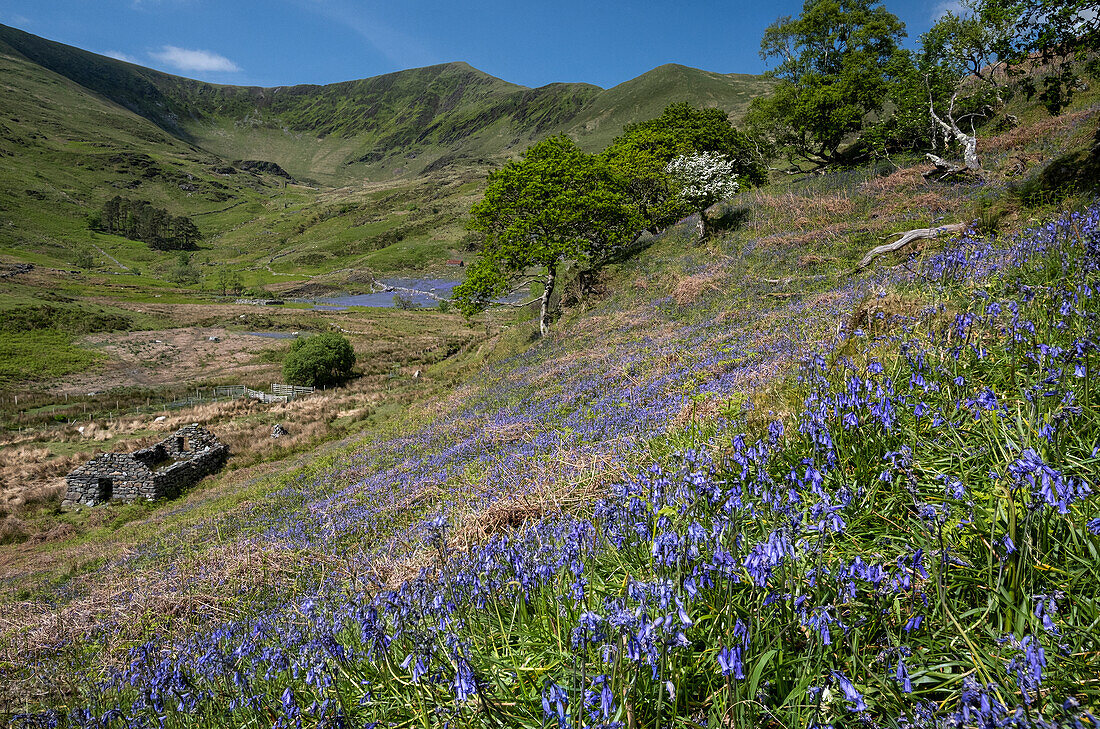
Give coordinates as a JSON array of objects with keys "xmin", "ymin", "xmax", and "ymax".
[
  {"xmin": 0, "ymin": 24, "xmax": 771, "ymax": 186},
  {"xmin": 2, "ymin": 80, "xmax": 1098, "ymax": 726},
  {"xmin": 569, "ymin": 63, "xmax": 775, "ymax": 151},
  {"xmin": 0, "ymin": 48, "xmax": 287, "ymax": 271}
]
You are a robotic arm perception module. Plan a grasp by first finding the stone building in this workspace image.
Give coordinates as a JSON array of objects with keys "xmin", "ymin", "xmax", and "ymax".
[{"xmin": 63, "ymin": 424, "xmax": 228, "ymax": 506}]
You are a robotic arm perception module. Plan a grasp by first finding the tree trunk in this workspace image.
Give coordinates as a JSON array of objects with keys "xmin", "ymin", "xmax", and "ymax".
[
  {"xmin": 855, "ymin": 222, "xmax": 967, "ymax": 270},
  {"xmin": 929, "ymin": 91, "xmax": 982, "ymax": 174},
  {"xmin": 539, "ymin": 268, "xmax": 556, "ymax": 337}
]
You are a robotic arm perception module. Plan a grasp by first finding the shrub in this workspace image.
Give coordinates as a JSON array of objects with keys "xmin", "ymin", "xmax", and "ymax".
[{"xmin": 281, "ymin": 333, "xmax": 356, "ymax": 387}]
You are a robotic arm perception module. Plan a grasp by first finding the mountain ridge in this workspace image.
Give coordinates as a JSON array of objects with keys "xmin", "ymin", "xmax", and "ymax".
[{"xmin": 0, "ymin": 23, "xmax": 772, "ymax": 183}]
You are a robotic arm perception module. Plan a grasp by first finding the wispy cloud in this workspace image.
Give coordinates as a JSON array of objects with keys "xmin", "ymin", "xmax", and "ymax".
[
  {"xmin": 294, "ymin": 0, "xmax": 437, "ymax": 70},
  {"xmin": 1, "ymin": 13, "xmax": 32, "ymax": 27},
  {"xmin": 932, "ymin": 0, "xmax": 966, "ymax": 19},
  {"xmin": 103, "ymin": 50, "xmax": 141, "ymax": 64},
  {"xmin": 149, "ymin": 45, "xmax": 241, "ymax": 73}
]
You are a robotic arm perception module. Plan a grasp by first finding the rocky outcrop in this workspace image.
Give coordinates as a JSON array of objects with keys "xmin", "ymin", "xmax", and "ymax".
[{"xmin": 233, "ymin": 160, "xmax": 291, "ymax": 179}]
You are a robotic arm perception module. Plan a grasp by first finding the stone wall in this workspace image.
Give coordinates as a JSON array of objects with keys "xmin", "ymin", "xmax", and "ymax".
[
  {"xmin": 150, "ymin": 440, "xmax": 228, "ymax": 500},
  {"xmin": 64, "ymin": 425, "xmax": 228, "ymax": 507},
  {"xmin": 63, "ymin": 453, "xmax": 154, "ymax": 506}
]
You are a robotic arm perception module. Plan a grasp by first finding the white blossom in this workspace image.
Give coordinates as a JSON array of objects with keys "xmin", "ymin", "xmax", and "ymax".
[{"xmin": 666, "ymin": 152, "xmax": 740, "ymax": 210}]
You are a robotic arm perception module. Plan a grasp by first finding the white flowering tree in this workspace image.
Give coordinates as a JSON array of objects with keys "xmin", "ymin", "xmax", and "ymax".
[{"xmin": 666, "ymin": 151, "xmax": 740, "ymax": 238}]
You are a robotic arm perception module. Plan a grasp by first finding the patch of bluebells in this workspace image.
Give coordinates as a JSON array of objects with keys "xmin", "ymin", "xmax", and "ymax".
[{"xmin": 10, "ymin": 206, "xmax": 1100, "ymax": 726}]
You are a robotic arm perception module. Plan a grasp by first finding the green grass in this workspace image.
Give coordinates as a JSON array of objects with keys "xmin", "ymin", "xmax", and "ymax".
[
  {"xmin": 1, "ymin": 23, "xmax": 776, "ymax": 286},
  {"xmin": 0, "ymin": 329, "xmax": 102, "ymax": 385}
]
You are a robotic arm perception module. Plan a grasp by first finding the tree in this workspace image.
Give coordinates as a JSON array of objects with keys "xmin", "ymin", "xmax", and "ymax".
[
  {"xmin": 213, "ymin": 267, "xmax": 242, "ymax": 297},
  {"xmin": 867, "ymin": 9, "xmax": 1008, "ymax": 173},
  {"xmin": 918, "ymin": 10, "xmax": 1010, "ymax": 174},
  {"xmin": 745, "ymin": 0, "xmax": 909, "ymax": 168},
  {"xmin": 92, "ymin": 196, "xmax": 200, "ymax": 250},
  {"xmin": 603, "ymin": 103, "xmax": 764, "ymax": 233},
  {"xmin": 978, "ymin": 0, "xmax": 1100, "ymax": 114},
  {"xmin": 170, "ymin": 251, "xmax": 199, "ymax": 284},
  {"xmin": 282, "ymin": 333, "xmax": 356, "ymax": 387},
  {"xmin": 665, "ymin": 152, "xmax": 741, "ymax": 238},
  {"xmin": 453, "ymin": 135, "xmax": 642, "ymax": 336}
]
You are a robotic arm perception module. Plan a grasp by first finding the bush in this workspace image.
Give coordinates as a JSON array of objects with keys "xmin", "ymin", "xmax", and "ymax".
[
  {"xmin": 282, "ymin": 333, "xmax": 356, "ymax": 387},
  {"xmin": 392, "ymin": 292, "xmax": 417, "ymax": 309}
]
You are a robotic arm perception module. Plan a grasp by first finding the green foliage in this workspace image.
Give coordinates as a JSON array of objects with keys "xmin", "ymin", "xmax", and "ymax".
[
  {"xmin": 282, "ymin": 333, "xmax": 357, "ymax": 387},
  {"xmin": 94, "ymin": 196, "xmax": 202, "ymax": 251},
  {"xmin": 0, "ymin": 305, "xmax": 132, "ymax": 334},
  {"xmin": 978, "ymin": 0, "xmax": 1100, "ymax": 114},
  {"xmin": 746, "ymin": 0, "xmax": 909, "ymax": 166},
  {"xmin": 604, "ymin": 103, "xmax": 764, "ymax": 232},
  {"xmin": 71, "ymin": 249, "xmax": 95, "ymax": 270},
  {"xmin": 211, "ymin": 267, "xmax": 243, "ymax": 297},
  {"xmin": 870, "ymin": 9, "xmax": 1006, "ymax": 157},
  {"xmin": 168, "ymin": 251, "xmax": 200, "ymax": 284},
  {"xmin": 453, "ymin": 135, "xmax": 642, "ymax": 330},
  {"xmin": 0, "ymin": 330, "xmax": 101, "ymax": 385}
]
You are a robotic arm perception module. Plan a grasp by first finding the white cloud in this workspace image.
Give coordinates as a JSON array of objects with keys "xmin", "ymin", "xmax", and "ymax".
[
  {"xmin": 1, "ymin": 13, "xmax": 32, "ymax": 27},
  {"xmin": 149, "ymin": 45, "xmax": 241, "ymax": 73},
  {"xmin": 293, "ymin": 0, "xmax": 437, "ymax": 70},
  {"xmin": 103, "ymin": 50, "xmax": 140, "ymax": 64},
  {"xmin": 932, "ymin": 0, "xmax": 966, "ymax": 19}
]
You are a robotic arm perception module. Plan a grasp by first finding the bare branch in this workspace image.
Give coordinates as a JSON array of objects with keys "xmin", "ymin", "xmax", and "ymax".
[{"xmin": 856, "ymin": 222, "xmax": 967, "ymax": 270}]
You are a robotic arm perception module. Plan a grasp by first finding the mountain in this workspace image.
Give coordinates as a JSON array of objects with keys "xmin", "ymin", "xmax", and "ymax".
[
  {"xmin": 568, "ymin": 63, "xmax": 774, "ymax": 151},
  {"xmin": 0, "ymin": 23, "xmax": 774, "ymax": 278},
  {"xmin": 0, "ymin": 24, "xmax": 772, "ymax": 184}
]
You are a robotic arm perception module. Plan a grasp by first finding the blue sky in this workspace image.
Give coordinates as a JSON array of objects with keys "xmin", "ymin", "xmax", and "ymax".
[{"xmin": 0, "ymin": 0, "xmax": 960, "ymax": 89}]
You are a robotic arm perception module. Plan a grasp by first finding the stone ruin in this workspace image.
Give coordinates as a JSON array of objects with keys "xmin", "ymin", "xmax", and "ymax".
[{"xmin": 63, "ymin": 425, "xmax": 228, "ymax": 507}]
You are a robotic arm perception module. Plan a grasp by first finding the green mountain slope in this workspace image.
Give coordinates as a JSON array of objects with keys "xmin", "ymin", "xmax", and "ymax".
[
  {"xmin": 0, "ymin": 22, "xmax": 774, "ymax": 277},
  {"xmin": 0, "ymin": 24, "xmax": 771, "ymax": 185},
  {"xmin": 569, "ymin": 63, "xmax": 775, "ymax": 150},
  {"xmin": 0, "ymin": 47, "xmax": 287, "ymax": 271}
]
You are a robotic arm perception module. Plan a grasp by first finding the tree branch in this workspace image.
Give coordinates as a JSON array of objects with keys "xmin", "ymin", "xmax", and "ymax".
[{"xmin": 855, "ymin": 222, "xmax": 967, "ymax": 270}]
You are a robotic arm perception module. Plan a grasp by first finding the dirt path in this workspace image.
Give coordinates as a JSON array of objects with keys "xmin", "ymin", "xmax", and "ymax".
[{"xmin": 89, "ymin": 242, "xmax": 129, "ymax": 271}]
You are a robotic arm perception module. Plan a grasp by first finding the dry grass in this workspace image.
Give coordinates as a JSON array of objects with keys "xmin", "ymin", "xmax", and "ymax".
[
  {"xmin": 672, "ymin": 272, "xmax": 724, "ymax": 306},
  {"xmin": 0, "ymin": 446, "xmax": 84, "ymax": 518},
  {"xmin": 754, "ymin": 192, "xmax": 856, "ymax": 228},
  {"xmin": 861, "ymin": 166, "xmax": 927, "ymax": 194},
  {"xmin": 760, "ymin": 222, "xmax": 856, "ymax": 250},
  {"xmin": 983, "ymin": 108, "xmax": 1095, "ymax": 154}
]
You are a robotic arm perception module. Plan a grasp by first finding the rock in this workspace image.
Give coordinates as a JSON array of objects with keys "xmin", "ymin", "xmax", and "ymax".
[
  {"xmin": 233, "ymin": 159, "xmax": 292, "ymax": 179},
  {"xmin": 703, "ymin": 201, "xmax": 749, "ymax": 233}
]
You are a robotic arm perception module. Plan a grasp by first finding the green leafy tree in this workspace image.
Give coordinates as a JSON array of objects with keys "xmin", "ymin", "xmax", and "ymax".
[
  {"xmin": 92, "ymin": 196, "xmax": 200, "ymax": 250},
  {"xmin": 870, "ymin": 9, "xmax": 1007, "ymax": 170},
  {"xmin": 979, "ymin": 0, "xmax": 1099, "ymax": 114},
  {"xmin": 603, "ymin": 103, "xmax": 764, "ymax": 232},
  {"xmin": 453, "ymin": 135, "xmax": 641, "ymax": 336},
  {"xmin": 746, "ymin": 0, "xmax": 908, "ymax": 168},
  {"xmin": 282, "ymin": 333, "xmax": 356, "ymax": 387},
  {"xmin": 213, "ymin": 267, "xmax": 242, "ymax": 297},
  {"xmin": 170, "ymin": 251, "xmax": 200, "ymax": 284}
]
